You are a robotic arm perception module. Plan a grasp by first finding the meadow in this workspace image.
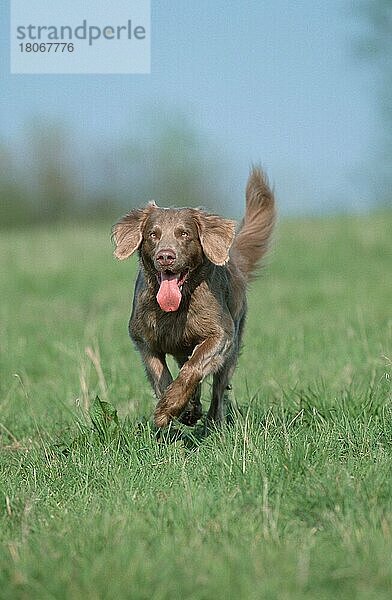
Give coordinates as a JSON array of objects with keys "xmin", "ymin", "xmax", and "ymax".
[{"xmin": 0, "ymin": 212, "xmax": 391, "ymax": 599}]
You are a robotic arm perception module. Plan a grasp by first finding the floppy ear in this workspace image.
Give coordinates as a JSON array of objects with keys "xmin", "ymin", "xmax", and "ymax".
[
  {"xmin": 112, "ymin": 202, "xmax": 157, "ymax": 260},
  {"xmin": 194, "ymin": 212, "xmax": 236, "ymax": 265}
]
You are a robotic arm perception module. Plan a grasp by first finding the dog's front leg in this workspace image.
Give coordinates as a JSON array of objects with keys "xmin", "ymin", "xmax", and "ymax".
[
  {"xmin": 154, "ymin": 332, "xmax": 232, "ymax": 427},
  {"xmin": 134, "ymin": 342, "xmax": 173, "ymax": 399}
]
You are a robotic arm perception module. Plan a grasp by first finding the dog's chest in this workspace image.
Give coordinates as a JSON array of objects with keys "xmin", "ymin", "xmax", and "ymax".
[
  {"xmin": 131, "ymin": 283, "xmax": 218, "ymax": 355},
  {"xmin": 133, "ymin": 308, "xmax": 199, "ymax": 355}
]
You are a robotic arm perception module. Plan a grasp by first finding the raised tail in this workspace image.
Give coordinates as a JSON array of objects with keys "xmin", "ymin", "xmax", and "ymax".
[{"xmin": 233, "ymin": 167, "xmax": 276, "ymax": 280}]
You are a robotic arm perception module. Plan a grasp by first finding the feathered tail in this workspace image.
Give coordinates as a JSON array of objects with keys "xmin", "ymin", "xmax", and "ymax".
[{"xmin": 233, "ymin": 167, "xmax": 276, "ymax": 280}]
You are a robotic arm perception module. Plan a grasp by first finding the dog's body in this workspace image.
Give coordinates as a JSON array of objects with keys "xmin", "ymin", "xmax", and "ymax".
[{"xmin": 113, "ymin": 168, "xmax": 275, "ymax": 427}]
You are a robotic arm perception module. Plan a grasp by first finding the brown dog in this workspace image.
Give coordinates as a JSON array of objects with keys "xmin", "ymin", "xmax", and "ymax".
[{"xmin": 113, "ymin": 168, "xmax": 275, "ymax": 427}]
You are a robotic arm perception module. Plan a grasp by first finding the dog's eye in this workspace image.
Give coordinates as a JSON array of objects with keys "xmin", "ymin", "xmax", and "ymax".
[
  {"xmin": 149, "ymin": 232, "xmax": 157, "ymax": 239},
  {"xmin": 181, "ymin": 231, "xmax": 189, "ymax": 238}
]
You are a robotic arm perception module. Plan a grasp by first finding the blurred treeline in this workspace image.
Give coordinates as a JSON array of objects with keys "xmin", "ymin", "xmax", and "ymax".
[{"xmin": 0, "ymin": 115, "xmax": 227, "ymax": 229}]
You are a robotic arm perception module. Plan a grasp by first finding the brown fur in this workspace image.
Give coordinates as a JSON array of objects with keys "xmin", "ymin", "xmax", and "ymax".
[{"xmin": 112, "ymin": 167, "xmax": 276, "ymax": 427}]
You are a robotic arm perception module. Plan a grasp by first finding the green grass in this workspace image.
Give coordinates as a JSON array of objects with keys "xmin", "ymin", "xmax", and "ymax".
[{"xmin": 0, "ymin": 212, "xmax": 391, "ymax": 599}]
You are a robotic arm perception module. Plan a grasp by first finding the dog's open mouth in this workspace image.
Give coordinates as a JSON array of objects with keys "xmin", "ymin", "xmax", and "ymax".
[{"xmin": 156, "ymin": 270, "xmax": 188, "ymax": 312}]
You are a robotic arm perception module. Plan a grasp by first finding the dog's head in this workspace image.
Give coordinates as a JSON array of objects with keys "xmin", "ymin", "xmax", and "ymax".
[{"xmin": 112, "ymin": 202, "xmax": 236, "ymax": 312}]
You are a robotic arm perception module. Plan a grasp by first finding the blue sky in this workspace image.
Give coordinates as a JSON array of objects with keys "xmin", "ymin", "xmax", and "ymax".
[{"xmin": 0, "ymin": 1, "xmax": 380, "ymax": 214}]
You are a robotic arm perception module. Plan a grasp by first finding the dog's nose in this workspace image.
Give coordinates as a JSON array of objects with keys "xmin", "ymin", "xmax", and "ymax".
[{"xmin": 156, "ymin": 248, "xmax": 176, "ymax": 267}]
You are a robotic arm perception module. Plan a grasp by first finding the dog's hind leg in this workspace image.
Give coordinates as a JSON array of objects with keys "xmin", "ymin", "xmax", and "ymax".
[
  {"xmin": 207, "ymin": 314, "xmax": 245, "ymax": 425},
  {"xmin": 207, "ymin": 358, "xmax": 234, "ymax": 425}
]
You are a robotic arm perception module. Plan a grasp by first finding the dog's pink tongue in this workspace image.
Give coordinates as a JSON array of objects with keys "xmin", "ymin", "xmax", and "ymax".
[{"xmin": 156, "ymin": 273, "xmax": 181, "ymax": 312}]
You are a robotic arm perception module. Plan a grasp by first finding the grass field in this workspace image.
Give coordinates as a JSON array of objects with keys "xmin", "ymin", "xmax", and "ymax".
[{"xmin": 1, "ymin": 212, "xmax": 391, "ymax": 599}]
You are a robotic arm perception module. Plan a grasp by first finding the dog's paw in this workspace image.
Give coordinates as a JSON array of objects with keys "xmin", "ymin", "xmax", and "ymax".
[
  {"xmin": 154, "ymin": 379, "xmax": 190, "ymax": 427},
  {"xmin": 154, "ymin": 407, "xmax": 171, "ymax": 428}
]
